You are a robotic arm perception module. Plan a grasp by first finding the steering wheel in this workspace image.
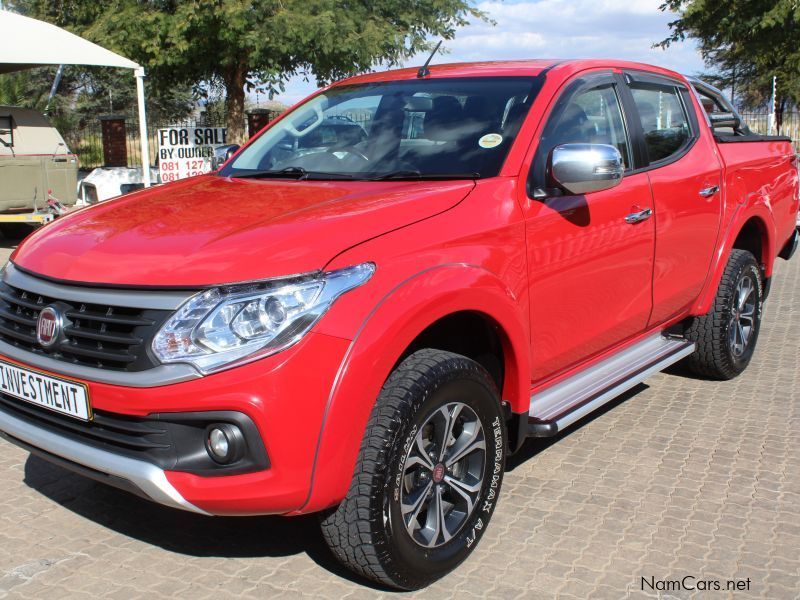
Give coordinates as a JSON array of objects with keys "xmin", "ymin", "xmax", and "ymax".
[{"xmin": 326, "ymin": 145, "xmax": 370, "ymax": 163}]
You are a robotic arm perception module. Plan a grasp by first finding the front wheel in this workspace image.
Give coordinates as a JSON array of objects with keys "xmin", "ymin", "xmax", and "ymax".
[
  {"xmin": 320, "ymin": 349, "xmax": 507, "ymax": 590},
  {"xmin": 685, "ymin": 249, "xmax": 763, "ymax": 379}
]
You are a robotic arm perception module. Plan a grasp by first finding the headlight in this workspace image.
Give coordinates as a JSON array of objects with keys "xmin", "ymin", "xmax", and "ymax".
[{"xmin": 152, "ymin": 263, "xmax": 375, "ymax": 373}]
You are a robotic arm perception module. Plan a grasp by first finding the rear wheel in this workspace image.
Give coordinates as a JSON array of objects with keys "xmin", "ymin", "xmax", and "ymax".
[
  {"xmin": 685, "ymin": 249, "xmax": 763, "ymax": 379},
  {"xmin": 320, "ymin": 349, "xmax": 507, "ymax": 590}
]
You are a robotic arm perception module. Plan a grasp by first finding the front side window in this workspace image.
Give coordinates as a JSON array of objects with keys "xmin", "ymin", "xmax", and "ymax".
[
  {"xmin": 630, "ymin": 84, "xmax": 691, "ymax": 163},
  {"xmin": 222, "ymin": 77, "xmax": 542, "ymax": 180},
  {"xmin": 541, "ymin": 84, "xmax": 631, "ymax": 168},
  {"xmin": 528, "ymin": 79, "xmax": 631, "ymax": 197}
]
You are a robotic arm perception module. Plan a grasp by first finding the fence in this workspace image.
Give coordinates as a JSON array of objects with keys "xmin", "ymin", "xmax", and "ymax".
[
  {"xmin": 63, "ymin": 125, "xmax": 104, "ymax": 169},
  {"xmin": 66, "ymin": 112, "xmax": 281, "ymax": 170},
  {"xmin": 738, "ymin": 111, "xmax": 800, "ymax": 148}
]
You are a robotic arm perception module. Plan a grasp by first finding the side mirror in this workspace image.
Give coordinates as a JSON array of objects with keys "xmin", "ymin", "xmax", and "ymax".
[
  {"xmin": 549, "ymin": 143, "xmax": 624, "ymax": 195},
  {"xmin": 211, "ymin": 144, "xmax": 240, "ymax": 170},
  {"xmin": 709, "ymin": 112, "xmax": 740, "ymax": 130}
]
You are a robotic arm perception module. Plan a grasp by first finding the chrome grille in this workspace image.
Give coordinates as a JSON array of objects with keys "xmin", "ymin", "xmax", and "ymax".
[{"xmin": 0, "ymin": 281, "xmax": 170, "ymax": 371}]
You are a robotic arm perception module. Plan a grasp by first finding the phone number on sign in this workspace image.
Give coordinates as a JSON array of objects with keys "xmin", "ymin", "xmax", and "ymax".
[{"xmin": 160, "ymin": 159, "xmax": 211, "ymax": 181}]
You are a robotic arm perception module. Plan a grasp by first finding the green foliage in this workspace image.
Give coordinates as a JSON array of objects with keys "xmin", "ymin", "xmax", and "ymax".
[
  {"xmin": 658, "ymin": 0, "xmax": 800, "ymax": 110},
  {"xmin": 2, "ymin": 1, "xmax": 196, "ymax": 127},
  {"xmin": 7, "ymin": 0, "xmax": 485, "ymax": 142},
  {"xmin": 0, "ymin": 68, "xmax": 54, "ymax": 109}
]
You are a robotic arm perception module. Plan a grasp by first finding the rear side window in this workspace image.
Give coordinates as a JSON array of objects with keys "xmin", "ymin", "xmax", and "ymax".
[{"xmin": 630, "ymin": 84, "xmax": 691, "ymax": 163}]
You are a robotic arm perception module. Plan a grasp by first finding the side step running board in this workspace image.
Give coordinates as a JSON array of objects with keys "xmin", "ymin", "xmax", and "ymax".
[{"xmin": 527, "ymin": 334, "xmax": 695, "ymax": 437}]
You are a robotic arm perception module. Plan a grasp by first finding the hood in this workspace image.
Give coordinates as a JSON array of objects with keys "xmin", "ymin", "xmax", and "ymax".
[{"xmin": 12, "ymin": 175, "xmax": 475, "ymax": 287}]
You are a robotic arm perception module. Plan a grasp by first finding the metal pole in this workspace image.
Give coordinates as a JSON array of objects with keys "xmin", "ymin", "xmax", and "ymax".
[
  {"xmin": 135, "ymin": 67, "xmax": 152, "ymax": 187},
  {"xmin": 45, "ymin": 65, "xmax": 65, "ymax": 116},
  {"xmin": 769, "ymin": 76, "xmax": 777, "ymax": 136}
]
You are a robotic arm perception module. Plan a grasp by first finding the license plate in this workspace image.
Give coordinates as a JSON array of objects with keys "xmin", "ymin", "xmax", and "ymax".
[{"xmin": 0, "ymin": 360, "xmax": 91, "ymax": 421}]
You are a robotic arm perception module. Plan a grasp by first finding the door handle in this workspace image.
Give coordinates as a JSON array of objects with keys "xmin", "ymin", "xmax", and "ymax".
[
  {"xmin": 699, "ymin": 185, "xmax": 720, "ymax": 198},
  {"xmin": 625, "ymin": 208, "xmax": 652, "ymax": 224}
]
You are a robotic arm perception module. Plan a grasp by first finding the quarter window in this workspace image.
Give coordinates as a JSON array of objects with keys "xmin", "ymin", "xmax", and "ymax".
[{"xmin": 630, "ymin": 84, "xmax": 691, "ymax": 163}]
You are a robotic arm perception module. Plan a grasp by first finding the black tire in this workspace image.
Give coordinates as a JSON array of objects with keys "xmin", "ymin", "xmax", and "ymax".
[
  {"xmin": 685, "ymin": 249, "xmax": 763, "ymax": 379},
  {"xmin": 0, "ymin": 223, "xmax": 35, "ymax": 240},
  {"xmin": 320, "ymin": 349, "xmax": 507, "ymax": 590}
]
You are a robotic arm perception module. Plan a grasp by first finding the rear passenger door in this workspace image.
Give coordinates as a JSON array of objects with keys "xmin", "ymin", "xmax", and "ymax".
[{"xmin": 621, "ymin": 72, "xmax": 724, "ymax": 326}]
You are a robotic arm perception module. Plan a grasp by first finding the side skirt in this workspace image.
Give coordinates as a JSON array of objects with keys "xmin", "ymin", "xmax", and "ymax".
[{"xmin": 526, "ymin": 334, "xmax": 695, "ymax": 438}]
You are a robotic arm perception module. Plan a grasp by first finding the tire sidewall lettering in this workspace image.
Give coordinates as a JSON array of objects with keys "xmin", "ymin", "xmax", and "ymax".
[
  {"xmin": 467, "ymin": 415, "xmax": 505, "ymax": 548},
  {"xmin": 394, "ymin": 423, "xmax": 419, "ymax": 502}
]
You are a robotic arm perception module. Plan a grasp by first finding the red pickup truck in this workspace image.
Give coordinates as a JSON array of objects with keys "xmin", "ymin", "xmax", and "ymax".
[{"xmin": 0, "ymin": 60, "xmax": 797, "ymax": 589}]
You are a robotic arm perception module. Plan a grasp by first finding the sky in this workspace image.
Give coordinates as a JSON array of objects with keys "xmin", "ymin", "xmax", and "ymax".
[{"xmin": 261, "ymin": 0, "xmax": 706, "ymax": 107}]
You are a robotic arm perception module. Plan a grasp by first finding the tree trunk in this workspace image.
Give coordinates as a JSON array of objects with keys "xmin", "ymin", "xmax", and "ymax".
[{"xmin": 223, "ymin": 63, "xmax": 247, "ymax": 145}]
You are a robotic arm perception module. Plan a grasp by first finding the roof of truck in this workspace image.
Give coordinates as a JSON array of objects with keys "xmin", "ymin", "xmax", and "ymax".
[
  {"xmin": 0, "ymin": 105, "xmax": 69, "ymax": 156},
  {"xmin": 335, "ymin": 59, "xmax": 685, "ymax": 86}
]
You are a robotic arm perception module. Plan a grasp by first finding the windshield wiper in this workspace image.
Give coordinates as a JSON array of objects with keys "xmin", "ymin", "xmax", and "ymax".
[
  {"xmin": 230, "ymin": 167, "xmax": 479, "ymax": 181},
  {"xmin": 230, "ymin": 167, "xmax": 354, "ymax": 180},
  {"xmin": 368, "ymin": 170, "xmax": 482, "ymax": 181},
  {"xmin": 230, "ymin": 166, "xmax": 306, "ymax": 179}
]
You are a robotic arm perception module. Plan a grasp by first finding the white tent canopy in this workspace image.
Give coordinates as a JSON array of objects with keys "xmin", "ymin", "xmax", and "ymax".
[{"xmin": 0, "ymin": 10, "xmax": 152, "ymax": 186}]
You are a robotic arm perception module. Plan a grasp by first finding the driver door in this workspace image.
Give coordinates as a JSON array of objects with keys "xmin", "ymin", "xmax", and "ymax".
[{"xmin": 524, "ymin": 73, "xmax": 656, "ymax": 383}]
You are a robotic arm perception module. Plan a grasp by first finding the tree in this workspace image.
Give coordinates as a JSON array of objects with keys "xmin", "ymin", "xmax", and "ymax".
[
  {"xmin": 14, "ymin": 0, "xmax": 485, "ymax": 144},
  {"xmin": 657, "ymin": 0, "xmax": 800, "ymax": 127}
]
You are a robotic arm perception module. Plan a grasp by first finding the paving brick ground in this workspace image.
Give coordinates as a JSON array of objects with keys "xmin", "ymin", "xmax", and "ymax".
[{"xmin": 0, "ymin": 234, "xmax": 798, "ymax": 599}]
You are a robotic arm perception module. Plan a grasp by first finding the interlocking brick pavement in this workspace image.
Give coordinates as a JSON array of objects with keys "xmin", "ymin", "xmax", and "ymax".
[{"xmin": 0, "ymin": 235, "xmax": 798, "ymax": 599}]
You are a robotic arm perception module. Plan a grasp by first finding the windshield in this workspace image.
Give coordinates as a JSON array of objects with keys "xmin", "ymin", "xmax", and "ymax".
[{"xmin": 221, "ymin": 77, "xmax": 542, "ymax": 180}]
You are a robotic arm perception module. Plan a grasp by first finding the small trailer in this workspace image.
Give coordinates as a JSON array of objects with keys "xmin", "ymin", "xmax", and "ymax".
[{"xmin": 0, "ymin": 106, "xmax": 74, "ymax": 237}]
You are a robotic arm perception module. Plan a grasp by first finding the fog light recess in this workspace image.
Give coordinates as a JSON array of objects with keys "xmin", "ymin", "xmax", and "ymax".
[{"xmin": 205, "ymin": 423, "xmax": 245, "ymax": 464}]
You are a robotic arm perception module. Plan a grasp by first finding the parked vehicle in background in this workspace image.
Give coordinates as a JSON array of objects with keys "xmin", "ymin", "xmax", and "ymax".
[
  {"xmin": 0, "ymin": 60, "xmax": 797, "ymax": 590},
  {"xmin": 0, "ymin": 106, "xmax": 76, "ymax": 238},
  {"xmin": 77, "ymin": 166, "xmax": 160, "ymax": 205}
]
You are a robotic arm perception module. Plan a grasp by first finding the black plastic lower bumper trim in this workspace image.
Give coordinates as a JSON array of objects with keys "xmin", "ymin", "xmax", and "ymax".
[{"xmin": 0, "ymin": 396, "xmax": 269, "ymax": 477}]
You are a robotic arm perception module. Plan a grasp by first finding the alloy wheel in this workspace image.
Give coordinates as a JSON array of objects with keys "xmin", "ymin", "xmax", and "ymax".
[
  {"xmin": 729, "ymin": 274, "xmax": 757, "ymax": 357},
  {"xmin": 399, "ymin": 402, "xmax": 486, "ymax": 548}
]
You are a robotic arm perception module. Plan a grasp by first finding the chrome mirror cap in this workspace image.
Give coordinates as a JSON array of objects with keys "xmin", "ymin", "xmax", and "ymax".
[{"xmin": 550, "ymin": 143, "xmax": 624, "ymax": 195}]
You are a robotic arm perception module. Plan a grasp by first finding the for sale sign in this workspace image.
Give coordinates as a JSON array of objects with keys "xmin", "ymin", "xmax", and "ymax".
[{"xmin": 157, "ymin": 127, "xmax": 228, "ymax": 182}]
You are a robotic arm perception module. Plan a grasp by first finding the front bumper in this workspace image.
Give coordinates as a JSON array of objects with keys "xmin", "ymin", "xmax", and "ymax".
[
  {"xmin": 0, "ymin": 331, "xmax": 351, "ymax": 515},
  {"xmin": 0, "ymin": 407, "xmax": 208, "ymax": 513}
]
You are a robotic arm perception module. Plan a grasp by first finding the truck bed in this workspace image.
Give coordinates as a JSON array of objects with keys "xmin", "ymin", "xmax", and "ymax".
[{"xmin": 716, "ymin": 137, "xmax": 799, "ymax": 254}]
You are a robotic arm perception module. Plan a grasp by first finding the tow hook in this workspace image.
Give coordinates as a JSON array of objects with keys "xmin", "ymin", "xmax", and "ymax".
[{"xmin": 47, "ymin": 190, "xmax": 69, "ymax": 216}]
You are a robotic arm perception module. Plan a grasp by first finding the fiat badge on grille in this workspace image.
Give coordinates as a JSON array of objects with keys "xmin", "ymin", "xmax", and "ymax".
[{"xmin": 36, "ymin": 306, "xmax": 63, "ymax": 348}]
